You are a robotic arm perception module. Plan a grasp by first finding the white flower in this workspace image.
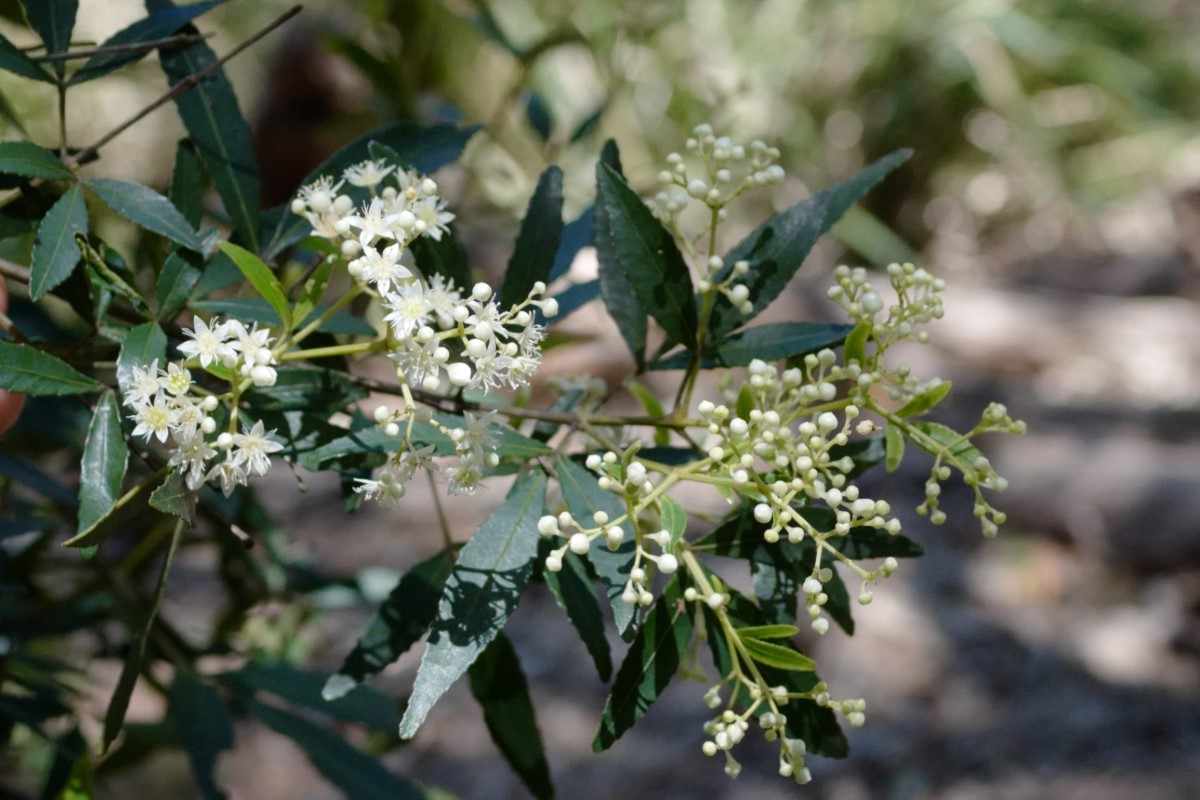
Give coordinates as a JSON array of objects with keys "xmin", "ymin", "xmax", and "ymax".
[
  {"xmin": 230, "ymin": 419, "xmax": 284, "ymax": 477},
  {"xmin": 170, "ymin": 428, "xmax": 217, "ymax": 489},
  {"xmin": 179, "ymin": 316, "xmax": 236, "ymax": 368},
  {"xmin": 343, "ymin": 158, "xmax": 395, "ymax": 190},
  {"xmin": 461, "ymin": 410, "xmax": 498, "ymax": 454},
  {"xmin": 414, "ymin": 196, "xmax": 455, "ymax": 241},
  {"xmin": 445, "ymin": 460, "xmax": 483, "ymax": 495},
  {"xmin": 228, "ymin": 322, "xmax": 273, "ymax": 368},
  {"xmin": 123, "ymin": 359, "xmax": 161, "ymax": 407},
  {"xmin": 131, "ymin": 395, "xmax": 175, "ymax": 443},
  {"xmin": 382, "ymin": 281, "xmax": 432, "ymax": 338},
  {"xmin": 345, "ymin": 198, "xmax": 397, "ymax": 247},
  {"xmin": 206, "ymin": 460, "xmax": 248, "ymax": 497},
  {"xmin": 172, "ymin": 396, "xmax": 205, "ymax": 436},
  {"xmin": 351, "ymin": 243, "xmax": 411, "ymax": 293},
  {"xmin": 159, "ymin": 362, "xmax": 192, "ymax": 396},
  {"xmin": 425, "ymin": 274, "xmax": 463, "ymax": 327}
]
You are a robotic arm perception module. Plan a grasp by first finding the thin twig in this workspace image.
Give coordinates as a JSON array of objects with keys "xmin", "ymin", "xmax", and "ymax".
[
  {"xmin": 0, "ymin": 258, "xmax": 30, "ymax": 284},
  {"xmin": 33, "ymin": 32, "xmax": 215, "ymax": 63},
  {"xmin": 66, "ymin": 5, "xmax": 303, "ymax": 169}
]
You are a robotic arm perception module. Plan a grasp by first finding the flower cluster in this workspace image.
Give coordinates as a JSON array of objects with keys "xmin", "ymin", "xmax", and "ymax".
[
  {"xmin": 120, "ymin": 315, "xmax": 284, "ymax": 496},
  {"xmin": 654, "ymin": 123, "xmax": 785, "ymax": 223}
]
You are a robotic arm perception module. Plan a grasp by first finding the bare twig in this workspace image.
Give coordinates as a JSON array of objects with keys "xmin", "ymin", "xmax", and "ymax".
[
  {"xmin": 0, "ymin": 258, "xmax": 31, "ymax": 284},
  {"xmin": 33, "ymin": 32, "xmax": 215, "ymax": 64}
]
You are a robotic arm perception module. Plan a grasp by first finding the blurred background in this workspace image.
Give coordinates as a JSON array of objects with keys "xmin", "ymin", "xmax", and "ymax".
[{"xmin": 3, "ymin": 0, "xmax": 1200, "ymax": 797}]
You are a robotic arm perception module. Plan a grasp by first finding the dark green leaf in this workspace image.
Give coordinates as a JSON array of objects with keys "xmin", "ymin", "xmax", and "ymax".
[
  {"xmin": 0, "ymin": 140, "xmax": 73, "ymax": 180},
  {"xmin": 819, "ymin": 563, "xmax": 855, "ymax": 635},
  {"xmin": 86, "ymin": 178, "xmax": 203, "ymax": 251},
  {"xmin": 740, "ymin": 637, "xmax": 816, "ymax": 671},
  {"xmin": 192, "ymin": 249, "xmax": 242, "ymax": 295},
  {"xmin": 116, "ymin": 322, "xmax": 167, "ymax": 393},
  {"xmin": 596, "ymin": 162, "xmax": 697, "ymax": 348},
  {"xmin": 76, "ymin": 392, "xmax": 128, "ymax": 536},
  {"xmin": 291, "ymin": 258, "xmax": 333, "ymax": 327},
  {"xmin": 217, "ymin": 242, "xmax": 290, "ymax": 328},
  {"xmin": 885, "ymin": 424, "xmax": 904, "ymax": 472},
  {"xmin": 242, "ymin": 366, "xmax": 366, "ymax": 415},
  {"xmin": 149, "ymin": 470, "xmax": 194, "ymax": 523},
  {"xmin": 0, "ymin": 341, "xmax": 100, "ymax": 395},
  {"xmin": 593, "ymin": 142, "xmax": 646, "ymax": 370},
  {"xmin": 659, "ymin": 495, "xmax": 687, "ymax": 550},
  {"xmin": 23, "ymin": 0, "xmax": 78, "ymax": 77},
  {"xmin": 299, "ymin": 424, "xmax": 451, "ymax": 471},
  {"xmin": 652, "ymin": 322, "xmax": 854, "ymax": 370},
  {"xmin": 625, "ymin": 380, "xmax": 668, "ymax": 446},
  {"xmin": 710, "ymin": 150, "xmax": 911, "ymax": 336},
  {"xmin": 543, "ymin": 548, "xmax": 611, "ymax": 682},
  {"xmin": 168, "ymin": 672, "xmax": 234, "ymax": 800},
  {"xmin": 0, "ymin": 33, "xmax": 54, "ymax": 82},
  {"xmin": 750, "ymin": 556, "xmax": 800, "ymax": 625},
  {"xmin": 269, "ymin": 121, "xmax": 479, "ymax": 257},
  {"xmin": 251, "ymin": 701, "xmax": 424, "ymax": 800},
  {"xmin": 468, "ymin": 633, "xmax": 554, "ymax": 800},
  {"xmin": 792, "ymin": 507, "xmax": 924, "ymax": 559},
  {"xmin": 828, "ymin": 435, "xmax": 887, "ymax": 480},
  {"xmin": 324, "ymin": 549, "xmax": 454, "ymax": 700},
  {"xmin": 842, "ymin": 321, "xmax": 870, "ymax": 366},
  {"xmin": 155, "ymin": 27, "xmax": 260, "ymax": 250},
  {"xmin": 895, "ymin": 380, "xmax": 952, "ymax": 418},
  {"xmin": 410, "ymin": 228, "xmax": 470, "ymax": 289},
  {"xmin": 734, "ymin": 624, "xmax": 799, "ymax": 640},
  {"xmin": 190, "ymin": 297, "xmax": 373, "ymax": 335},
  {"xmin": 30, "ymin": 183, "xmax": 88, "ymax": 300},
  {"xmin": 549, "ymin": 206, "xmax": 593, "ymax": 282},
  {"xmin": 525, "ymin": 92, "xmax": 553, "ymax": 141},
  {"xmin": 498, "ymin": 166, "xmax": 563, "ymax": 309},
  {"xmin": 593, "ymin": 577, "xmax": 691, "ymax": 751},
  {"xmin": 168, "ymin": 139, "xmax": 206, "ymax": 228},
  {"xmin": 228, "ymin": 663, "xmax": 398, "ymax": 732},
  {"xmin": 399, "ymin": 471, "xmax": 547, "ymax": 738},
  {"xmin": 155, "ymin": 252, "xmax": 201, "ymax": 319},
  {"xmin": 555, "ymin": 455, "xmax": 636, "ymax": 638},
  {"xmin": 70, "ymin": 1, "xmax": 225, "ymax": 84},
  {"xmin": 39, "ymin": 727, "xmax": 87, "ymax": 800},
  {"xmin": 102, "ymin": 521, "xmax": 183, "ymax": 752}
]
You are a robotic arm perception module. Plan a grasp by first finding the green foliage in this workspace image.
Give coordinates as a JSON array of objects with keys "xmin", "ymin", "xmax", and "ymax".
[
  {"xmin": 0, "ymin": 341, "xmax": 100, "ymax": 395},
  {"xmin": 30, "ymin": 184, "xmax": 88, "ymax": 300},
  {"xmin": 75, "ymin": 391, "xmax": 128, "ymax": 536}
]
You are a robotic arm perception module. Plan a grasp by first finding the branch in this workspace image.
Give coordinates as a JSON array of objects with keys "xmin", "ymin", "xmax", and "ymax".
[{"xmin": 32, "ymin": 32, "xmax": 215, "ymax": 63}]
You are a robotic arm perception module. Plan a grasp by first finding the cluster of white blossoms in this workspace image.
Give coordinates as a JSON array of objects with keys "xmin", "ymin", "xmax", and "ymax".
[
  {"xmin": 120, "ymin": 315, "xmax": 284, "ymax": 496},
  {"xmin": 654, "ymin": 123, "xmax": 785, "ymax": 223},
  {"xmin": 291, "ymin": 157, "xmax": 555, "ymax": 396}
]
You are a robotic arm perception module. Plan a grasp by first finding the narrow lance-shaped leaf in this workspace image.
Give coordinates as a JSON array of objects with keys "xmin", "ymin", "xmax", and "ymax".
[
  {"xmin": 250, "ymin": 702, "xmax": 424, "ymax": 800},
  {"xmin": 323, "ymin": 548, "xmax": 454, "ymax": 701},
  {"xmin": 76, "ymin": 392, "xmax": 129, "ymax": 536},
  {"xmin": 468, "ymin": 633, "xmax": 555, "ymax": 800},
  {"xmin": 169, "ymin": 138, "xmax": 207, "ymax": 228},
  {"xmin": 555, "ymin": 455, "xmax": 637, "ymax": 639},
  {"xmin": 593, "ymin": 577, "xmax": 692, "ymax": 751},
  {"xmin": 0, "ymin": 140, "xmax": 73, "ymax": 180},
  {"xmin": 70, "ymin": 1, "xmax": 226, "ymax": 85},
  {"xmin": 0, "ymin": 33, "xmax": 54, "ymax": 83},
  {"xmin": 227, "ymin": 663, "xmax": 399, "ymax": 732},
  {"xmin": 709, "ymin": 149, "xmax": 912, "ymax": 337},
  {"xmin": 498, "ymin": 165, "xmax": 563, "ymax": 309},
  {"xmin": 116, "ymin": 322, "xmax": 168, "ymax": 394},
  {"xmin": 549, "ymin": 205, "xmax": 594, "ymax": 282},
  {"xmin": 30, "ymin": 184, "xmax": 88, "ymax": 300},
  {"xmin": 885, "ymin": 423, "xmax": 905, "ymax": 472},
  {"xmin": 149, "ymin": 470, "xmax": 194, "ymax": 524},
  {"xmin": 652, "ymin": 322, "xmax": 854, "ymax": 370},
  {"xmin": 152, "ymin": 16, "xmax": 261, "ymax": 251},
  {"xmin": 739, "ymin": 636, "xmax": 816, "ymax": 672},
  {"xmin": 168, "ymin": 672, "xmax": 234, "ymax": 800},
  {"xmin": 217, "ymin": 242, "xmax": 291, "ymax": 330},
  {"xmin": 596, "ymin": 161, "xmax": 698, "ymax": 349},
  {"xmin": 23, "ymin": 0, "xmax": 78, "ymax": 77},
  {"xmin": 594, "ymin": 141, "xmax": 646, "ymax": 370},
  {"xmin": 156, "ymin": 252, "xmax": 202, "ymax": 320},
  {"xmin": 0, "ymin": 341, "xmax": 100, "ymax": 396},
  {"xmin": 399, "ymin": 471, "xmax": 547, "ymax": 738},
  {"xmin": 543, "ymin": 546, "xmax": 612, "ymax": 682},
  {"xmin": 102, "ymin": 521, "xmax": 183, "ymax": 752},
  {"xmin": 86, "ymin": 178, "xmax": 204, "ymax": 252},
  {"xmin": 895, "ymin": 380, "xmax": 952, "ymax": 418}
]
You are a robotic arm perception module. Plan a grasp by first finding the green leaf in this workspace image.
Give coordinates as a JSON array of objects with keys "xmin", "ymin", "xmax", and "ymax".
[
  {"xmin": 0, "ymin": 33, "xmax": 54, "ymax": 83},
  {"xmin": 740, "ymin": 637, "xmax": 816, "ymax": 671},
  {"xmin": 593, "ymin": 142, "xmax": 646, "ymax": 370},
  {"xmin": 23, "ymin": 0, "xmax": 78, "ymax": 77},
  {"xmin": 593, "ymin": 577, "xmax": 692, "ymax": 751},
  {"xmin": 189, "ymin": 297, "xmax": 372, "ymax": 335},
  {"xmin": 168, "ymin": 139, "xmax": 206, "ymax": 228},
  {"xmin": 549, "ymin": 206, "xmax": 593, "ymax": 282},
  {"xmin": 468, "ymin": 633, "xmax": 554, "ymax": 800},
  {"xmin": 76, "ymin": 392, "xmax": 129, "ymax": 536},
  {"xmin": 410, "ymin": 229, "xmax": 470, "ymax": 289},
  {"xmin": 659, "ymin": 495, "xmax": 687, "ymax": 549},
  {"xmin": 596, "ymin": 162, "xmax": 697, "ymax": 349},
  {"xmin": 625, "ymin": 379, "xmax": 668, "ymax": 446},
  {"xmin": 736, "ymin": 382, "xmax": 755, "ymax": 421},
  {"xmin": 155, "ymin": 252, "xmax": 201, "ymax": 320},
  {"xmin": 749, "ymin": 554, "xmax": 800, "ymax": 625},
  {"xmin": 399, "ymin": 471, "xmax": 547, "ymax": 738},
  {"xmin": 269, "ymin": 121, "xmax": 480, "ymax": 257},
  {"xmin": 324, "ymin": 548, "xmax": 454, "ymax": 701},
  {"xmin": 555, "ymin": 455, "xmax": 636, "ymax": 638},
  {"xmin": 734, "ymin": 624, "xmax": 799, "ymax": 640},
  {"xmin": 228, "ymin": 663, "xmax": 399, "ymax": 732},
  {"xmin": 168, "ymin": 672, "xmax": 234, "ymax": 800},
  {"xmin": 116, "ymin": 322, "xmax": 168, "ymax": 394},
  {"xmin": 709, "ymin": 149, "xmax": 912, "ymax": 337},
  {"xmin": 895, "ymin": 380, "xmax": 952, "ymax": 418},
  {"xmin": 498, "ymin": 166, "xmax": 563, "ymax": 310},
  {"xmin": 70, "ymin": 2, "xmax": 225, "ymax": 85},
  {"xmin": 842, "ymin": 321, "xmax": 870, "ymax": 366},
  {"xmin": 155, "ymin": 27, "xmax": 260, "ymax": 250},
  {"xmin": 30, "ymin": 184, "xmax": 88, "ymax": 300},
  {"xmin": 0, "ymin": 341, "xmax": 100, "ymax": 395},
  {"xmin": 543, "ymin": 548, "xmax": 612, "ymax": 682},
  {"xmin": 242, "ymin": 366, "xmax": 366, "ymax": 415},
  {"xmin": 652, "ymin": 322, "xmax": 854, "ymax": 370},
  {"xmin": 86, "ymin": 178, "xmax": 203, "ymax": 251},
  {"xmin": 292, "ymin": 258, "xmax": 333, "ymax": 327},
  {"xmin": 911, "ymin": 421, "xmax": 993, "ymax": 482},
  {"xmin": 149, "ymin": 470, "xmax": 194, "ymax": 523},
  {"xmin": 0, "ymin": 140, "xmax": 73, "ymax": 180},
  {"xmin": 885, "ymin": 424, "xmax": 904, "ymax": 472},
  {"xmin": 52, "ymin": 753, "xmax": 93, "ymax": 800},
  {"xmin": 102, "ymin": 521, "xmax": 183, "ymax": 752},
  {"xmin": 217, "ymin": 241, "xmax": 291, "ymax": 329},
  {"xmin": 251, "ymin": 701, "xmax": 424, "ymax": 800}
]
